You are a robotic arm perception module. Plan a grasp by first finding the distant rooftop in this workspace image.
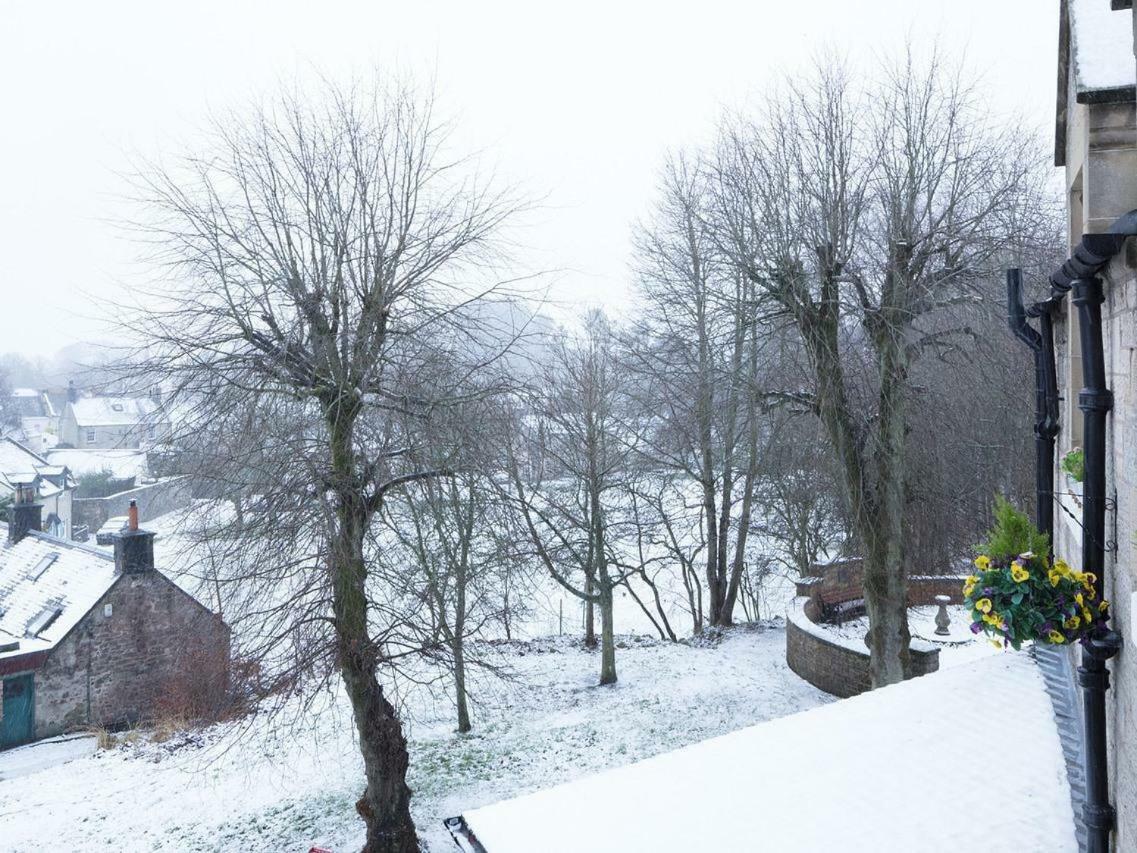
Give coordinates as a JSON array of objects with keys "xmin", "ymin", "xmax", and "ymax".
[{"xmin": 68, "ymin": 396, "xmax": 161, "ymax": 428}]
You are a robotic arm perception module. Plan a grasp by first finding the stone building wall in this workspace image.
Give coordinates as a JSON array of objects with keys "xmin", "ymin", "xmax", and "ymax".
[
  {"xmin": 72, "ymin": 476, "xmax": 193, "ymax": 535},
  {"xmin": 33, "ymin": 570, "xmax": 230, "ymax": 738}
]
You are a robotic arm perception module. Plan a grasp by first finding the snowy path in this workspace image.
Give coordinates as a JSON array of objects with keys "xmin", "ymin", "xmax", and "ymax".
[{"xmin": 0, "ymin": 623, "xmax": 830, "ymax": 852}]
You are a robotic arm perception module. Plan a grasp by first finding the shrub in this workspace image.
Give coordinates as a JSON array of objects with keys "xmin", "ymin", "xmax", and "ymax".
[
  {"xmin": 1061, "ymin": 448, "xmax": 1085, "ymax": 483},
  {"xmin": 974, "ymin": 495, "xmax": 1049, "ymax": 561}
]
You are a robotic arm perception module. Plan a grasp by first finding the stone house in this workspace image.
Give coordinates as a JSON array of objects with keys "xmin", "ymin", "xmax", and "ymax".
[
  {"xmin": 0, "ymin": 493, "xmax": 229, "ymax": 749},
  {"xmin": 8, "ymin": 388, "xmax": 58, "ymax": 452},
  {"xmin": 59, "ymin": 395, "xmax": 171, "ymax": 450},
  {"xmin": 1047, "ymin": 1, "xmax": 1137, "ymax": 848},
  {"xmin": 0, "ymin": 437, "xmax": 76, "ymax": 539}
]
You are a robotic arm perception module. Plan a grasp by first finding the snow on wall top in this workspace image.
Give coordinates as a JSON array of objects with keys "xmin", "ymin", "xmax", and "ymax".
[
  {"xmin": 44, "ymin": 448, "xmax": 148, "ymax": 480},
  {"xmin": 0, "ymin": 528, "xmax": 118, "ymax": 660},
  {"xmin": 68, "ymin": 396, "xmax": 161, "ymax": 427},
  {"xmin": 1070, "ymin": 0, "xmax": 1136, "ymax": 94},
  {"xmin": 460, "ymin": 652, "xmax": 1077, "ymax": 853}
]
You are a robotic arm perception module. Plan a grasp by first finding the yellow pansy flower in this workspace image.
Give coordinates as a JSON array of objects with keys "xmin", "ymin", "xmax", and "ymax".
[
  {"xmin": 1083, "ymin": 608, "xmax": 1094, "ymax": 623},
  {"xmin": 974, "ymin": 555, "xmax": 991, "ymax": 571},
  {"xmin": 1075, "ymin": 593, "xmax": 1084, "ymax": 607},
  {"xmin": 1011, "ymin": 562, "xmax": 1030, "ymax": 583},
  {"xmin": 976, "ymin": 598, "xmax": 993, "ymax": 614},
  {"xmin": 1099, "ymin": 600, "xmax": 1110, "ymax": 613},
  {"xmin": 1054, "ymin": 559, "xmax": 1071, "ymax": 575},
  {"xmin": 1064, "ymin": 615, "xmax": 1081, "ymax": 630},
  {"xmin": 1048, "ymin": 630, "xmax": 1066, "ymax": 644}
]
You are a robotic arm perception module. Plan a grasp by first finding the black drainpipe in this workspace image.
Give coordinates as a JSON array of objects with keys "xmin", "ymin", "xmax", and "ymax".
[
  {"xmin": 1010, "ymin": 208, "xmax": 1137, "ymax": 853},
  {"xmin": 1007, "ymin": 269, "xmax": 1057, "ymax": 544},
  {"xmin": 1069, "ymin": 275, "xmax": 1123, "ymax": 853}
]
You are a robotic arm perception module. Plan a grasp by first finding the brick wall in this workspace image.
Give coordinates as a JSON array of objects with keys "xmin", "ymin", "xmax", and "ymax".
[
  {"xmin": 33, "ymin": 570, "xmax": 230, "ymax": 738},
  {"xmin": 785, "ymin": 599, "xmax": 939, "ymax": 699}
]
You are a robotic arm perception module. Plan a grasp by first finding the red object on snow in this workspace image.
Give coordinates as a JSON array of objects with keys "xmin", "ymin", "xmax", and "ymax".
[{"xmin": 309, "ymin": 848, "xmax": 333, "ymax": 853}]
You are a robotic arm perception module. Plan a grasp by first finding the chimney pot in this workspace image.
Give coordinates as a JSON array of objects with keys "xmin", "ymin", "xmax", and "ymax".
[{"xmin": 128, "ymin": 499, "xmax": 139, "ymax": 531}]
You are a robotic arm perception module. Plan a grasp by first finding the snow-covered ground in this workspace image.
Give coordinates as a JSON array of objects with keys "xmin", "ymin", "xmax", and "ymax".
[
  {"xmin": 0, "ymin": 623, "xmax": 831, "ymax": 852},
  {"xmin": 825, "ymin": 604, "xmax": 1002, "ymax": 669}
]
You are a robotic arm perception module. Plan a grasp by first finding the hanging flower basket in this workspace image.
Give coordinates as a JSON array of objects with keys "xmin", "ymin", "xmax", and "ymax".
[{"xmin": 963, "ymin": 552, "xmax": 1109, "ymax": 650}]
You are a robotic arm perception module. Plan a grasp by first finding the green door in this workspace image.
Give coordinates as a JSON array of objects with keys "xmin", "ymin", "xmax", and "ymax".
[{"xmin": 1, "ymin": 673, "xmax": 35, "ymax": 748}]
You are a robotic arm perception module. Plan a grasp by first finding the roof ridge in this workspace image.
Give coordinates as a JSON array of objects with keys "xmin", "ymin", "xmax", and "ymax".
[{"xmin": 0, "ymin": 524, "xmax": 116, "ymax": 562}]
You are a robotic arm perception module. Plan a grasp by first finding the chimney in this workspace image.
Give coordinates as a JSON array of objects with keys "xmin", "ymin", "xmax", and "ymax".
[
  {"xmin": 67, "ymin": 379, "xmax": 78, "ymax": 404},
  {"xmin": 113, "ymin": 499, "xmax": 155, "ymax": 574},
  {"xmin": 8, "ymin": 479, "xmax": 43, "ymax": 544}
]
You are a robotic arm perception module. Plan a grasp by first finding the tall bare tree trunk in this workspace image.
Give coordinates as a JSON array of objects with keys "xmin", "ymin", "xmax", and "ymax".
[
  {"xmin": 863, "ymin": 334, "xmax": 911, "ymax": 686},
  {"xmin": 329, "ymin": 408, "xmax": 417, "ymax": 853},
  {"xmin": 598, "ymin": 582, "xmax": 617, "ymax": 685}
]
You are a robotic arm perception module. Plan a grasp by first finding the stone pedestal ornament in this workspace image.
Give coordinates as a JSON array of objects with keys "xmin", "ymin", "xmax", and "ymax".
[{"xmin": 934, "ymin": 595, "xmax": 952, "ymax": 636}]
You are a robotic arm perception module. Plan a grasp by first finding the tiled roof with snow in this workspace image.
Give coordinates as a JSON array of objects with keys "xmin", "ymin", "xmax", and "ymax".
[
  {"xmin": 0, "ymin": 529, "xmax": 119, "ymax": 661},
  {"xmin": 68, "ymin": 396, "xmax": 161, "ymax": 427},
  {"xmin": 0, "ymin": 437, "xmax": 51, "ymax": 479},
  {"xmin": 1070, "ymin": 0, "xmax": 1136, "ymax": 95},
  {"xmin": 0, "ymin": 438, "xmax": 74, "ymax": 499},
  {"xmin": 456, "ymin": 652, "xmax": 1077, "ymax": 852}
]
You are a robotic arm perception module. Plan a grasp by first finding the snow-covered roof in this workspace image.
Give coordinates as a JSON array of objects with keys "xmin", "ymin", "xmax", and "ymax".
[
  {"xmin": 1069, "ymin": 0, "xmax": 1136, "ymax": 96},
  {"xmin": 0, "ymin": 528, "xmax": 119, "ymax": 661},
  {"xmin": 456, "ymin": 653, "xmax": 1076, "ymax": 852},
  {"xmin": 44, "ymin": 448, "xmax": 148, "ymax": 481},
  {"xmin": 0, "ymin": 438, "xmax": 75, "ymax": 498},
  {"xmin": 67, "ymin": 396, "xmax": 162, "ymax": 428}
]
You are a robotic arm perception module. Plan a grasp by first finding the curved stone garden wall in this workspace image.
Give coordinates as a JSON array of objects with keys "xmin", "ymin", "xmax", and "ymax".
[
  {"xmin": 786, "ymin": 598, "xmax": 940, "ymax": 698},
  {"xmin": 785, "ymin": 559, "xmax": 968, "ymax": 698}
]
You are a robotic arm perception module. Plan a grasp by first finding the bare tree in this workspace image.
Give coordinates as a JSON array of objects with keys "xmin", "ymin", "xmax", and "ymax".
[
  {"xmin": 711, "ymin": 52, "xmax": 1051, "ymax": 685},
  {"xmin": 626, "ymin": 154, "xmax": 766, "ymax": 628},
  {"xmin": 127, "ymin": 77, "xmax": 521, "ymax": 852},
  {"xmin": 504, "ymin": 310, "xmax": 632, "ymax": 685}
]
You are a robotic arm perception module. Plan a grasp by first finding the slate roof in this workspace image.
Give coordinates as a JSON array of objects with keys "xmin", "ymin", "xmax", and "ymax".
[
  {"xmin": 0, "ymin": 438, "xmax": 75, "ymax": 498},
  {"xmin": 0, "ymin": 528, "xmax": 118, "ymax": 662},
  {"xmin": 68, "ymin": 397, "xmax": 162, "ymax": 428}
]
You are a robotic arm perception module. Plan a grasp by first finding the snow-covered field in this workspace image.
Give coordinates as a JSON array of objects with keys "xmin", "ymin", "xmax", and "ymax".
[{"xmin": 0, "ymin": 623, "xmax": 831, "ymax": 852}]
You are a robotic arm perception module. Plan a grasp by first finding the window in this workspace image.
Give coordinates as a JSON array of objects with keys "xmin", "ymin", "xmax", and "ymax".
[
  {"xmin": 25, "ymin": 604, "xmax": 62, "ymax": 638},
  {"xmin": 86, "ymin": 429, "xmax": 96, "ymax": 445},
  {"xmin": 111, "ymin": 403, "xmax": 124, "ymax": 413},
  {"xmin": 26, "ymin": 554, "xmax": 58, "ymax": 581}
]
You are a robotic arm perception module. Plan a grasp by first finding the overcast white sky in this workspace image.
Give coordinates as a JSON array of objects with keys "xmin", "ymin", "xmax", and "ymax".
[{"xmin": 0, "ymin": 0, "xmax": 1060, "ymax": 357}]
